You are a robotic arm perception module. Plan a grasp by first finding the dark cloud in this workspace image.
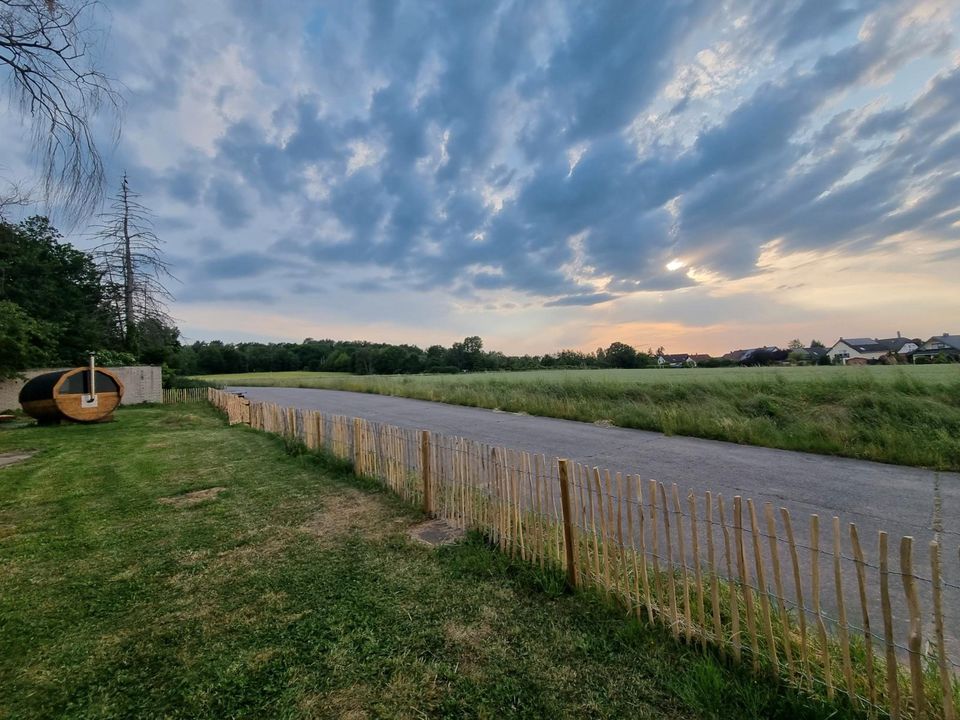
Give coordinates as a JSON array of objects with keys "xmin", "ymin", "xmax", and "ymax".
[
  {"xmin": 544, "ymin": 292, "xmax": 617, "ymax": 307},
  {"xmin": 205, "ymin": 177, "xmax": 253, "ymax": 229},
  {"xmin": 86, "ymin": 0, "xmax": 958, "ymax": 307},
  {"xmin": 541, "ymin": 1, "xmax": 711, "ymax": 140},
  {"xmin": 199, "ymin": 251, "xmax": 279, "ymax": 279}
]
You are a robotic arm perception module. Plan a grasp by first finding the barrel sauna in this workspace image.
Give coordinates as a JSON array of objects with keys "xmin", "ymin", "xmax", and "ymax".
[{"xmin": 19, "ymin": 365, "xmax": 124, "ymax": 424}]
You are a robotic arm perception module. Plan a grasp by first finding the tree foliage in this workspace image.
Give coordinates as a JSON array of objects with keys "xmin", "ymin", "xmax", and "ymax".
[
  {"xmin": 0, "ymin": 215, "xmax": 111, "ymax": 363},
  {"xmin": 0, "ymin": 299, "xmax": 55, "ymax": 379},
  {"xmin": 0, "ymin": 214, "xmax": 179, "ymax": 378},
  {"xmin": 173, "ymin": 336, "xmax": 663, "ymax": 377}
]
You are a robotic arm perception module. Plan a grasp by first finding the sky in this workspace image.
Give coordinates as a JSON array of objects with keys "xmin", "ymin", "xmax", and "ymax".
[{"xmin": 2, "ymin": 0, "xmax": 960, "ymax": 356}]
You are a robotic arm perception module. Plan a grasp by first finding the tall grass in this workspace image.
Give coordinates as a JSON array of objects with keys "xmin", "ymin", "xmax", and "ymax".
[{"xmin": 207, "ymin": 368, "xmax": 960, "ymax": 470}]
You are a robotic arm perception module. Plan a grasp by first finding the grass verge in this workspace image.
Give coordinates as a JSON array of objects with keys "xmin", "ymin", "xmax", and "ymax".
[{"xmin": 0, "ymin": 404, "xmax": 863, "ymax": 718}]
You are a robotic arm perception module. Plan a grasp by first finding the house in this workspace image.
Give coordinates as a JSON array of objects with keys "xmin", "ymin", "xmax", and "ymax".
[
  {"xmin": 912, "ymin": 334, "xmax": 960, "ymax": 362},
  {"xmin": 743, "ymin": 347, "xmax": 783, "ymax": 364},
  {"xmin": 827, "ymin": 332, "xmax": 919, "ymax": 364},
  {"xmin": 875, "ymin": 334, "xmax": 919, "ymax": 355},
  {"xmin": 827, "ymin": 338, "xmax": 893, "ymax": 364},
  {"xmin": 801, "ymin": 345, "xmax": 827, "ymax": 364},
  {"xmin": 657, "ymin": 353, "xmax": 695, "ymax": 368},
  {"xmin": 787, "ymin": 345, "xmax": 827, "ymax": 365},
  {"xmin": 721, "ymin": 347, "xmax": 780, "ymax": 363},
  {"xmin": 688, "ymin": 354, "xmax": 713, "ymax": 365}
]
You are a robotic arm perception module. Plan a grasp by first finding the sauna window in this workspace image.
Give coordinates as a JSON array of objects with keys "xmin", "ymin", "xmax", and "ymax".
[
  {"xmin": 59, "ymin": 371, "xmax": 119, "ymax": 395},
  {"xmin": 95, "ymin": 372, "xmax": 119, "ymax": 393},
  {"xmin": 60, "ymin": 373, "xmax": 89, "ymax": 394}
]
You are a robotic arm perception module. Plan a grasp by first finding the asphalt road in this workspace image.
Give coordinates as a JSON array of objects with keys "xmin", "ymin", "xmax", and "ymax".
[{"xmin": 233, "ymin": 385, "xmax": 960, "ymax": 654}]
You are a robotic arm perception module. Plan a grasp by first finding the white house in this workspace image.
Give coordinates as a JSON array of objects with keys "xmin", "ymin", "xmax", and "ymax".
[
  {"xmin": 826, "ymin": 334, "xmax": 918, "ymax": 364},
  {"xmin": 876, "ymin": 336, "xmax": 919, "ymax": 355}
]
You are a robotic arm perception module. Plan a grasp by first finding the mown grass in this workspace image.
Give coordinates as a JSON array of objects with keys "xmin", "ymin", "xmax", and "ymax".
[
  {"xmin": 196, "ymin": 366, "xmax": 960, "ymax": 470},
  {"xmin": 0, "ymin": 405, "xmax": 863, "ymax": 719}
]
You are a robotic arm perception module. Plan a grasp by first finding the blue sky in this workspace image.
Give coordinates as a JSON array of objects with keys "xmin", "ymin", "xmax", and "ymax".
[{"xmin": 3, "ymin": 0, "xmax": 959, "ymax": 355}]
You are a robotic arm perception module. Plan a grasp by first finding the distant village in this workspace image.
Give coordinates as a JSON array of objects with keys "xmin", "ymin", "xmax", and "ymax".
[{"xmin": 658, "ymin": 332, "xmax": 960, "ymax": 368}]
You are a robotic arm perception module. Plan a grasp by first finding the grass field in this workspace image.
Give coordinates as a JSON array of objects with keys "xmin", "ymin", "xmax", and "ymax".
[
  {"xmin": 0, "ymin": 404, "xmax": 856, "ymax": 719},
  {"xmin": 196, "ymin": 365, "xmax": 960, "ymax": 471},
  {"xmin": 199, "ymin": 364, "xmax": 960, "ymax": 387}
]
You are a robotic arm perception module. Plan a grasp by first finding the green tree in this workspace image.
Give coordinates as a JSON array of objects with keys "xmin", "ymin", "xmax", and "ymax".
[
  {"xmin": 136, "ymin": 318, "xmax": 181, "ymax": 366},
  {"xmin": 449, "ymin": 336, "xmax": 484, "ymax": 371},
  {"xmin": 0, "ymin": 300, "xmax": 56, "ymax": 380},
  {"xmin": 0, "ymin": 216, "xmax": 114, "ymax": 364},
  {"xmin": 605, "ymin": 341, "xmax": 638, "ymax": 368},
  {"xmin": 788, "ymin": 349, "xmax": 807, "ymax": 365}
]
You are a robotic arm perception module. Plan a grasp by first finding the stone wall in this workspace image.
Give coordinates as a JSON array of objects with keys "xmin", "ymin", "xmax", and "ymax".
[{"xmin": 0, "ymin": 366, "xmax": 162, "ymax": 411}]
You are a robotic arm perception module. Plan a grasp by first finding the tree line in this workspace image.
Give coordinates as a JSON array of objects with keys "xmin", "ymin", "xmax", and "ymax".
[{"xmin": 174, "ymin": 338, "xmax": 712, "ymax": 377}]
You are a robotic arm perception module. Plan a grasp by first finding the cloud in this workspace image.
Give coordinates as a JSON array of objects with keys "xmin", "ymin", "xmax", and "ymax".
[
  {"xmin": 544, "ymin": 292, "xmax": 617, "ymax": 307},
  {"xmin": 205, "ymin": 176, "xmax": 253, "ymax": 229},
  {"xmin": 2, "ymin": 0, "xmax": 957, "ymax": 352},
  {"xmin": 198, "ymin": 251, "xmax": 279, "ymax": 279}
]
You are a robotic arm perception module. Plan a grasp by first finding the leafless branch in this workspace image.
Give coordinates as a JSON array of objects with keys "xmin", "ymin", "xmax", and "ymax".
[
  {"xmin": 0, "ymin": 178, "xmax": 30, "ymax": 219},
  {"xmin": 92, "ymin": 172, "xmax": 175, "ymax": 347},
  {"xmin": 0, "ymin": 0, "xmax": 121, "ymax": 221}
]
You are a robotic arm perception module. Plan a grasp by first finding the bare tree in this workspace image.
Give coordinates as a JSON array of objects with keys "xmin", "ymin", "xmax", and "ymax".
[
  {"xmin": 0, "ymin": 0, "xmax": 120, "ymax": 219},
  {"xmin": 93, "ymin": 173, "xmax": 174, "ymax": 352},
  {"xmin": 0, "ymin": 177, "xmax": 29, "ymax": 219}
]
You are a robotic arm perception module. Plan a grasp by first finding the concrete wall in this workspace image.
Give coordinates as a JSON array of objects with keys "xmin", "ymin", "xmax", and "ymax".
[{"xmin": 0, "ymin": 366, "xmax": 162, "ymax": 411}]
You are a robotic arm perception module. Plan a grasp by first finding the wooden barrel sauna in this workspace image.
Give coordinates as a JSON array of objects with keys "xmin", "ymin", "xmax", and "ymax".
[{"xmin": 19, "ymin": 365, "xmax": 124, "ymax": 424}]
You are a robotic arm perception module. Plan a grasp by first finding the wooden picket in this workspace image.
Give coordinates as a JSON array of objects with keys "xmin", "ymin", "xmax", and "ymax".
[
  {"xmin": 182, "ymin": 391, "xmax": 960, "ymax": 720},
  {"xmin": 162, "ymin": 386, "xmax": 210, "ymax": 404}
]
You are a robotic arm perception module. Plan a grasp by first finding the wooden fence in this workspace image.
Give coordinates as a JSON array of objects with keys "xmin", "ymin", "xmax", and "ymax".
[
  {"xmin": 185, "ymin": 389, "xmax": 959, "ymax": 718},
  {"xmin": 162, "ymin": 387, "xmax": 210, "ymax": 404}
]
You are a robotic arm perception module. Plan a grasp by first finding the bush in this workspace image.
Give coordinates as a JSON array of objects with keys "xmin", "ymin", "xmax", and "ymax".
[
  {"xmin": 93, "ymin": 349, "xmax": 137, "ymax": 366},
  {"xmin": 163, "ymin": 371, "xmax": 222, "ymax": 390}
]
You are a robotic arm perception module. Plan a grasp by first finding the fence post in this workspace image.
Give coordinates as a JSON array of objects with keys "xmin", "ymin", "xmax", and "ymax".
[
  {"xmin": 931, "ymin": 541, "xmax": 955, "ymax": 720},
  {"xmin": 558, "ymin": 458, "xmax": 578, "ymax": 590},
  {"xmin": 900, "ymin": 536, "xmax": 925, "ymax": 716},
  {"xmin": 420, "ymin": 430, "xmax": 433, "ymax": 516},
  {"xmin": 353, "ymin": 418, "xmax": 362, "ymax": 473}
]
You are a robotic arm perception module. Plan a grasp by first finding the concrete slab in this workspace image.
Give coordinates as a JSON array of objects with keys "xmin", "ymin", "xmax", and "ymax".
[{"xmin": 408, "ymin": 518, "xmax": 465, "ymax": 547}]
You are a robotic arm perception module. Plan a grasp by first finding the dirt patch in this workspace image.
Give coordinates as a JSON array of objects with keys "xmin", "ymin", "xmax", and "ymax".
[
  {"xmin": 159, "ymin": 486, "xmax": 226, "ymax": 507},
  {"xmin": 408, "ymin": 518, "xmax": 465, "ymax": 547},
  {"xmin": 300, "ymin": 488, "xmax": 396, "ymax": 547},
  {"xmin": 443, "ymin": 605, "xmax": 502, "ymax": 680},
  {"xmin": 299, "ymin": 688, "xmax": 371, "ymax": 719},
  {"xmin": 0, "ymin": 450, "xmax": 36, "ymax": 468}
]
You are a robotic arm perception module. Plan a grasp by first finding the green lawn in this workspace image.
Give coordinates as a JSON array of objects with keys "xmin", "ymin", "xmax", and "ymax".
[
  {"xmin": 195, "ymin": 365, "xmax": 960, "ymax": 470},
  {"xmin": 0, "ymin": 405, "xmax": 854, "ymax": 719}
]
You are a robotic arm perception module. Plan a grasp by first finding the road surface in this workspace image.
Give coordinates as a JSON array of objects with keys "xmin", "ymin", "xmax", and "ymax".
[{"xmin": 232, "ymin": 385, "xmax": 960, "ymax": 655}]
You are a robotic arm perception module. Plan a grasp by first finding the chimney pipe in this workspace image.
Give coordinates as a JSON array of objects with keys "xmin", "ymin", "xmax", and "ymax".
[{"xmin": 88, "ymin": 353, "xmax": 96, "ymax": 400}]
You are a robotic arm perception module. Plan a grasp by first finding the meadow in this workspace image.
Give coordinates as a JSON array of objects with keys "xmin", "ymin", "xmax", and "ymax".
[
  {"xmin": 0, "ymin": 404, "xmax": 851, "ymax": 719},
  {"xmin": 196, "ymin": 365, "xmax": 960, "ymax": 470}
]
